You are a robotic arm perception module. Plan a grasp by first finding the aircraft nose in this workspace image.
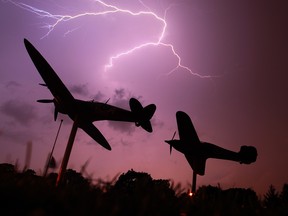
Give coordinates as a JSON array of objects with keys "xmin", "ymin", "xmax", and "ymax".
[{"xmin": 165, "ymin": 140, "xmax": 174, "ymax": 155}]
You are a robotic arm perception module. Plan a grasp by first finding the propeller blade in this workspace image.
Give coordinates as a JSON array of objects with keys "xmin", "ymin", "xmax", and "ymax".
[
  {"xmin": 172, "ymin": 131, "xmax": 176, "ymax": 140},
  {"xmin": 37, "ymin": 99, "xmax": 54, "ymax": 103},
  {"xmin": 169, "ymin": 131, "xmax": 176, "ymax": 155},
  {"xmin": 54, "ymin": 108, "xmax": 58, "ymax": 121}
]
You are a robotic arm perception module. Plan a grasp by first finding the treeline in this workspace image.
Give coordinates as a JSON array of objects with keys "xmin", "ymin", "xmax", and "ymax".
[{"xmin": 0, "ymin": 163, "xmax": 287, "ymax": 216}]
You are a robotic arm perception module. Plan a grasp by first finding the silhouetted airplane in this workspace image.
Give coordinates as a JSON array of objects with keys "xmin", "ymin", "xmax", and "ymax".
[
  {"xmin": 24, "ymin": 38, "xmax": 156, "ymax": 150},
  {"xmin": 165, "ymin": 111, "xmax": 257, "ymax": 194}
]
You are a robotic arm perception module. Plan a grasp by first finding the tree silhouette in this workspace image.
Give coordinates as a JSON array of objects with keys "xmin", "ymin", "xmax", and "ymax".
[
  {"xmin": 107, "ymin": 169, "xmax": 179, "ymax": 216},
  {"xmin": 0, "ymin": 163, "xmax": 15, "ymax": 172},
  {"xmin": 280, "ymin": 184, "xmax": 288, "ymax": 203},
  {"xmin": 1, "ymin": 163, "xmax": 288, "ymax": 215},
  {"xmin": 263, "ymin": 185, "xmax": 280, "ymax": 209},
  {"xmin": 280, "ymin": 184, "xmax": 288, "ymax": 215},
  {"xmin": 180, "ymin": 185, "xmax": 261, "ymax": 216}
]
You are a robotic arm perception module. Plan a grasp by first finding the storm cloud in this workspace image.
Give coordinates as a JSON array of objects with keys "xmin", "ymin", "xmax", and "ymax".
[
  {"xmin": 70, "ymin": 84, "xmax": 89, "ymax": 97},
  {"xmin": 0, "ymin": 100, "xmax": 37, "ymax": 126},
  {"xmin": 91, "ymin": 91, "xmax": 106, "ymax": 101},
  {"xmin": 6, "ymin": 81, "xmax": 21, "ymax": 89},
  {"xmin": 107, "ymin": 88, "xmax": 138, "ymax": 134}
]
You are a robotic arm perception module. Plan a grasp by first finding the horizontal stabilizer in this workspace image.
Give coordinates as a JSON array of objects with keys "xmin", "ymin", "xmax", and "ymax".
[
  {"xmin": 129, "ymin": 98, "xmax": 156, "ymax": 133},
  {"xmin": 139, "ymin": 120, "xmax": 153, "ymax": 133},
  {"xmin": 129, "ymin": 98, "xmax": 143, "ymax": 113},
  {"xmin": 79, "ymin": 121, "xmax": 111, "ymax": 151},
  {"xmin": 143, "ymin": 104, "xmax": 156, "ymax": 121}
]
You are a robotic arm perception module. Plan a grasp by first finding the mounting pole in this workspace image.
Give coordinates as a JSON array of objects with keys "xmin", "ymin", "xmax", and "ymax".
[
  {"xmin": 43, "ymin": 119, "xmax": 63, "ymax": 177},
  {"xmin": 56, "ymin": 117, "xmax": 79, "ymax": 186},
  {"xmin": 192, "ymin": 171, "xmax": 197, "ymax": 194}
]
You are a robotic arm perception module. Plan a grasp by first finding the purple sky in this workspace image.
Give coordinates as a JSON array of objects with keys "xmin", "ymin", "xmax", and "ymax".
[{"xmin": 1, "ymin": 0, "xmax": 287, "ymax": 195}]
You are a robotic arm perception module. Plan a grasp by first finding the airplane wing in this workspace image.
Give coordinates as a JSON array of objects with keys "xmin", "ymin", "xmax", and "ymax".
[
  {"xmin": 176, "ymin": 111, "xmax": 206, "ymax": 175},
  {"xmin": 176, "ymin": 111, "xmax": 200, "ymax": 144},
  {"xmin": 185, "ymin": 154, "xmax": 206, "ymax": 176},
  {"xmin": 78, "ymin": 121, "xmax": 112, "ymax": 151},
  {"xmin": 24, "ymin": 39, "xmax": 74, "ymax": 106}
]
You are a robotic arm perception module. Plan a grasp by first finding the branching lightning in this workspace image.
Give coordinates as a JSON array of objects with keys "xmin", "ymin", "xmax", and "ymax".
[{"xmin": 7, "ymin": 0, "xmax": 213, "ymax": 78}]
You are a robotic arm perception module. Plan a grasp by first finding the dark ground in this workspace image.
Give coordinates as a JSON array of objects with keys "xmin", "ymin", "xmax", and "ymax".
[{"xmin": 0, "ymin": 163, "xmax": 287, "ymax": 216}]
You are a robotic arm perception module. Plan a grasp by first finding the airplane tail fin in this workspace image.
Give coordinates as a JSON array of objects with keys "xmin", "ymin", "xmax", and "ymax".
[{"xmin": 129, "ymin": 98, "xmax": 156, "ymax": 133}]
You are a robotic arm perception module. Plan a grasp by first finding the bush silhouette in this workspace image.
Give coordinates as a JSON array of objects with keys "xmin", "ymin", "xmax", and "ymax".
[{"xmin": 0, "ymin": 163, "xmax": 287, "ymax": 216}]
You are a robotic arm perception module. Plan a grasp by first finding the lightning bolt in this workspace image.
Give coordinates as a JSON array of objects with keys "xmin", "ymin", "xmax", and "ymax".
[{"xmin": 6, "ymin": 0, "xmax": 214, "ymax": 78}]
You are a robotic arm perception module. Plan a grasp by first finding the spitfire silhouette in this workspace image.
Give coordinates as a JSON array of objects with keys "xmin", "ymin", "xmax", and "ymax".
[
  {"xmin": 166, "ymin": 111, "xmax": 257, "ymax": 194},
  {"xmin": 24, "ymin": 38, "xmax": 156, "ymax": 185}
]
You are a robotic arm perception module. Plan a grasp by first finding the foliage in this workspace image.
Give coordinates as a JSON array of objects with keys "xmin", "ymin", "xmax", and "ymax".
[
  {"xmin": 263, "ymin": 185, "xmax": 280, "ymax": 208},
  {"xmin": 0, "ymin": 163, "xmax": 287, "ymax": 216}
]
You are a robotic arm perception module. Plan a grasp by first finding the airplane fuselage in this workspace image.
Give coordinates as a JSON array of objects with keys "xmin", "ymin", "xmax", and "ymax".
[
  {"xmin": 53, "ymin": 98, "xmax": 137, "ymax": 123},
  {"xmin": 70, "ymin": 99, "xmax": 136, "ymax": 122},
  {"xmin": 167, "ymin": 140, "xmax": 257, "ymax": 164}
]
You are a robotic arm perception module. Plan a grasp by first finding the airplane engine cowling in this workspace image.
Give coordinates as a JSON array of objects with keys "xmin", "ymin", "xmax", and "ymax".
[
  {"xmin": 239, "ymin": 146, "xmax": 257, "ymax": 164},
  {"xmin": 129, "ymin": 98, "xmax": 156, "ymax": 133}
]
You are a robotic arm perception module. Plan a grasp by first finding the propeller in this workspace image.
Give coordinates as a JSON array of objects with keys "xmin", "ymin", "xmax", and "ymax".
[
  {"xmin": 54, "ymin": 108, "xmax": 58, "ymax": 121},
  {"xmin": 37, "ymin": 99, "xmax": 54, "ymax": 103},
  {"xmin": 170, "ymin": 131, "xmax": 176, "ymax": 155},
  {"xmin": 37, "ymin": 99, "xmax": 58, "ymax": 121}
]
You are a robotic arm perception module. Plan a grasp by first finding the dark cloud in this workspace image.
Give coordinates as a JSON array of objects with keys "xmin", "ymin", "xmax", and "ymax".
[
  {"xmin": 111, "ymin": 88, "xmax": 141, "ymax": 109},
  {"xmin": 0, "ymin": 126, "xmax": 38, "ymax": 148},
  {"xmin": 91, "ymin": 91, "xmax": 106, "ymax": 101},
  {"xmin": 108, "ymin": 121, "xmax": 136, "ymax": 135},
  {"xmin": 70, "ymin": 84, "xmax": 89, "ymax": 96},
  {"xmin": 0, "ymin": 100, "xmax": 37, "ymax": 125},
  {"xmin": 5, "ymin": 81, "xmax": 21, "ymax": 88},
  {"xmin": 108, "ymin": 88, "xmax": 137, "ymax": 134},
  {"xmin": 114, "ymin": 88, "xmax": 125, "ymax": 99},
  {"xmin": 120, "ymin": 138, "xmax": 134, "ymax": 147},
  {"xmin": 151, "ymin": 117, "xmax": 164, "ymax": 129}
]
